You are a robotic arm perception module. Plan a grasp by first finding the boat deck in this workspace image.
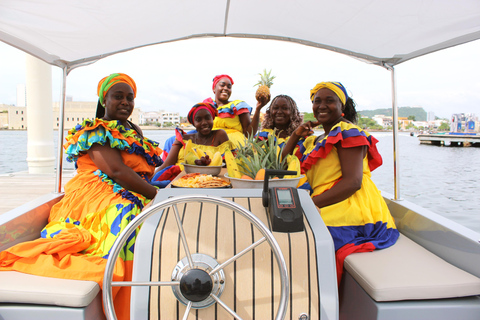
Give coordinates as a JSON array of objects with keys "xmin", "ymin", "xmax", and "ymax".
[{"xmin": 0, "ymin": 170, "xmax": 75, "ymax": 215}]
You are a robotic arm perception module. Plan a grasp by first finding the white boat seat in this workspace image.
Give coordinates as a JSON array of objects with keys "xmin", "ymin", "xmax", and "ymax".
[
  {"xmin": 344, "ymin": 233, "xmax": 480, "ymax": 302},
  {"xmin": 0, "ymin": 271, "xmax": 100, "ymax": 308}
]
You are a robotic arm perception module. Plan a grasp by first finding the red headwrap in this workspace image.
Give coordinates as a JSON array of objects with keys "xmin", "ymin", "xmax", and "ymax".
[
  {"xmin": 212, "ymin": 74, "xmax": 234, "ymax": 91},
  {"xmin": 187, "ymin": 103, "xmax": 218, "ymax": 124}
]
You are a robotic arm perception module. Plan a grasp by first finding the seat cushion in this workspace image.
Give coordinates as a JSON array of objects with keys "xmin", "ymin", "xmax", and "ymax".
[
  {"xmin": 0, "ymin": 271, "xmax": 100, "ymax": 307},
  {"xmin": 344, "ymin": 233, "xmax": 480, "ymax": 302}
]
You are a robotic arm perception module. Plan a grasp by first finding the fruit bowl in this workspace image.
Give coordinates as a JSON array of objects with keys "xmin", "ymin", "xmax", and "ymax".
[
  {"xmin": 224, "ymin": 173, "xmax": 304, "ymax": 189},
  {"xmin": 181, "ymin": 163, "xmax": 222, "ymax": 176}
]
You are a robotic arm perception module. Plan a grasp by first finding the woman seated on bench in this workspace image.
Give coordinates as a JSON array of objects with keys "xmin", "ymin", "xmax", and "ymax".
[
  {"xmin": 0, "ymin": 73, "xmax": 163, "ymax": 320},
  {"xmin": 282, "ymin": 81, "xmax": 399, "ymax": 284}
]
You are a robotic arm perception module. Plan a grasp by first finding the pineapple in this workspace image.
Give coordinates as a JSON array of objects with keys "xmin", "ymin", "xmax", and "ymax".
[
  {"xmin": 235, "ymin": 132, "xmax": 289, "ymax": 179},
  {"xmin": 254, "ymin": 69, "xmax": 275, "ymax": 101}
]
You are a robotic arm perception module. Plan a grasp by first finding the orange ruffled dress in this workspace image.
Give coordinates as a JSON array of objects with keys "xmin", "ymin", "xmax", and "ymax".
[
  {"xmin": 297, "ymin": 121, "xmax": 399, "ymax": 282},
  {"xmin": 0, "ymin": 119, "xmax": 162, "ymax": 319}
]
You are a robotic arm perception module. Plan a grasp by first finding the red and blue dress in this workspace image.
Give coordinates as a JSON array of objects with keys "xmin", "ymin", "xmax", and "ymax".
[{"xmin": 297, "ymin": 121, "xmax": 399, "ymax": 281}]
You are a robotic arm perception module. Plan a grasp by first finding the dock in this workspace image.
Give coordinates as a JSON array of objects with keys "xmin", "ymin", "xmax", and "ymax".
[
  {"xmin": 417, "ymin": 133, "xmax": 480, "ymax": 147},
  {"xmin": 0, "ymin": 170, "xmax": 75, "ymax": 215}
]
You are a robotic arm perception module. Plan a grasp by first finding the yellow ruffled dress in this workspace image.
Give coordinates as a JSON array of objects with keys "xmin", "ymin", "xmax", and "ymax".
[
  {"xmin": 213, "ymin": 99, "xmax": 252, "ymax": 147},
  {"xmin": 298, "ymin": 121, "xmax": 399, "ymax": 281}
]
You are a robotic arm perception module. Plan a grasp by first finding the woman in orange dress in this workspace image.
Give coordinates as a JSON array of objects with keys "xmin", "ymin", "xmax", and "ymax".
[{"xmin": 0, "ymin": 73, "xmax": 162, "ymax": 319}]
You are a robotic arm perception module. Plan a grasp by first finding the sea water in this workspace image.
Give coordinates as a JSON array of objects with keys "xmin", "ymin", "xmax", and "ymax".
[{"xmin": 1, "ymin": 130, "xmax": 479, "ymax": 234}]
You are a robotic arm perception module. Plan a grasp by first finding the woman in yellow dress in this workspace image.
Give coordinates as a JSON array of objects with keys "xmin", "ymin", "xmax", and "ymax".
[
  {"xmin": 257, "ymin": 94, "xmax": 303, "ymax": 147},
  {"xmin": 0, "ymin": 73, "xmax": 163, "ymax": 319},
  {"xmin": 282, "ymin": 81, "xmax": 399, "ymax": 284},
  {"xmin": 204, "ymin": 74, "xmax": 270, "ymax": 147},
  {"xmin": 152, "ymin": 102, "xmax": 236, "ymax": 185}
]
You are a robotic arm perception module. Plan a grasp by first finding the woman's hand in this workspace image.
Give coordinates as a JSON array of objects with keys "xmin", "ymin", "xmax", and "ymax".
[
  {"xmin": 294, "ymin": 120, "xmax": 320, "ymax": 138},
  {"xmin": 256, "ymin": 94, "xmax": 270, "ymax": 109}
]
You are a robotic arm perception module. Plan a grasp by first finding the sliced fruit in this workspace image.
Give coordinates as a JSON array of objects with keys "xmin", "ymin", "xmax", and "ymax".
[
  {"xmin": 255, "ymin": 168, "xmax": 266, "ymax": 180},
  {"xmin": 210, "ymin": 151, "xmax": 222, "ymax": 166},
  {"xmin": 185, "ymin": 152, "xmax": 199, "ymax": 165},
  {"xmin": 205, "ymin": 150, "xmax": 214, "ymax": 159},
  {"xmin": 184, "ymin": 139, "xmax": 194, "ymax": 156},
  {"xmin": 195, "ymin": 148, "xmax": 205, "ymax": 159},
  {"xmin": 224, "ymin": 149, "xmax": 242, "ymax": 178}
]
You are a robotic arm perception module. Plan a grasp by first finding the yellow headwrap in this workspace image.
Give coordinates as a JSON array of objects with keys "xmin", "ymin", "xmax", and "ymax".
[
  {"xmin": 97, "ymin": 73, "xmax": 137, "ymax": 106},
  {"xmin": 310, "ymin": 81, "xmax": 348, "ymax": 105}
]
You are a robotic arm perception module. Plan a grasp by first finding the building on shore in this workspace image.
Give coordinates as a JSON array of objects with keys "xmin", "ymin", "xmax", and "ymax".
[
  {"xmin": 0, "ymin": 102, "xmax": 139, "ymax": 130},
  {"xmin": 140, "ymin": 111, "xmax": 180, "ymax": 127}
]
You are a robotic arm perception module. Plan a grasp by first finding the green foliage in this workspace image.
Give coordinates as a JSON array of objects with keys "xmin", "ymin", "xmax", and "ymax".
[
  {"xmin": 438, "ymin": 122, "xmax": 450, "ymax": 131},
  {"xmin": 358, "ymin": 107, "xmax": 427, "ymax": 121},
  {"xmin": 405, "ymin": 122, "xmax": 415, "ymax": 129},
  {"xmin": 303, "ymin": 112, "xmax": 316, "ymax": 122},
  {"xmin": 358, "ymin": 117, "xmax": 383, "ymax": 130}
]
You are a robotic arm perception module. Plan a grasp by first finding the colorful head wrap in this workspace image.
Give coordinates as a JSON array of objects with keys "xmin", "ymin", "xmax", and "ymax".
[
  {"xmin": 310, "ymin": 82, "xmax": 348, "ymax": 105},
  {"xmin": 187, "ymin": 102, "xmax": 218, "ymax": 124},
  {"xmin": 97, "ymin": 73, "xmax": 137, "ymax": 106},
  {"xmin": 212, "ymin": 74, "xmax": 234, "ymax": 91}
]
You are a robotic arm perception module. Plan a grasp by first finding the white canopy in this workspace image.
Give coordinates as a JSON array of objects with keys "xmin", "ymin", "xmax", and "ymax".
[{"xmin": 1, "ymin": 0, "xmax": 480, "ymax": 70}]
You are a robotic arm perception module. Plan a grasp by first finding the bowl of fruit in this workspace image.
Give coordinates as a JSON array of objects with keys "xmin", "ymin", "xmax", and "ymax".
[
  {"xmin": 182, "ymin": 150, "xmax": 223, "ymax": 176},
  {"xmin": 223, "ymin": 133, "xmax": 304, "ymax": 188}
]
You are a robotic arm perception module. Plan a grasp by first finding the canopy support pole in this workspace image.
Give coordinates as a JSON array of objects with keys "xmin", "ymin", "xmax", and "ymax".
[
  {"xmin": 54, "ymin": 67, "xmax": 68, "ymax": 194},
  {"xmin": 385, "ymin": 64, "xmax": 400, "ymax": 200},
  {"xmin": 25, "ymin": 55, "xmax": 55, "ymax": 174}
]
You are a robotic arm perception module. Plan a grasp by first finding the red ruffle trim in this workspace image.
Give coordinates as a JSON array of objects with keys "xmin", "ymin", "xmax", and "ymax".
[{"xmin": 300, "ymin": 127, "xmax": 382, "ymax": 173}]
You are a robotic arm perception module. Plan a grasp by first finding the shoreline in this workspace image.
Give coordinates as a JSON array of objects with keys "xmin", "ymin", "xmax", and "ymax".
[{"xmin": 0, "ymin": 126, "xmax": 195, "ymax": 131}]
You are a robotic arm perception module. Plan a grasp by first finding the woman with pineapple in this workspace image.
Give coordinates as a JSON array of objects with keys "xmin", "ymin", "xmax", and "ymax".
[
  {"xmin": 204, "ymin": 72, "xmax": 271, "ymax": 147},
  {"xmin": 152, "ymin": 102, "xmax": 235, "ymax": 185},
  {"xmin": 282, "ymin": 81, "xmax": 399, "ymax": 284},
  {"xmin": 257, "ymin": 94, "xmax": 303, "ymax": 147}
]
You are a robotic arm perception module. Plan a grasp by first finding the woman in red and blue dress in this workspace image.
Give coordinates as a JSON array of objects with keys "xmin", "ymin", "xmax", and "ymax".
[{"xmin": 282, "ymin": 81, "xmax": 399, "ymax": 283}]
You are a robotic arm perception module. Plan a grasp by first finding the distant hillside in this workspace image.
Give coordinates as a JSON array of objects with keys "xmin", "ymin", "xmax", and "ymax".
[{"xmin": 358, "ymin": 107, "xmax": 427, "ymax": 121}]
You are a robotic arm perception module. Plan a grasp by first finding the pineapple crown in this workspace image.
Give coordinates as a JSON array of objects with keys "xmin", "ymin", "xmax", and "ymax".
[{"xmin": 254, "ymin": 69, "xmax": 275, "ymax": 88}]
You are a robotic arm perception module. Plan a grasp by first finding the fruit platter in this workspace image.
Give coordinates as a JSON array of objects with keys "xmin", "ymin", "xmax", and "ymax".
[{"xmin": 172, "ymin": 173, "xmax": 231, "ymax": 188}]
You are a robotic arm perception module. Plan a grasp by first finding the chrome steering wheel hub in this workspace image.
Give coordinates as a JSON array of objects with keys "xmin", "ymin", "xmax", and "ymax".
[{"xmin": 171, "ymin": 253, "xmax": 225, "ymax": 308}]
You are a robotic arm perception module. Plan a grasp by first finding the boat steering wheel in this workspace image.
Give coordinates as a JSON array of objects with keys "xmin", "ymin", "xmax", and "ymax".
[{"xmin": 103, "ymin": 194, "xmax": 289, "ymax": 320}]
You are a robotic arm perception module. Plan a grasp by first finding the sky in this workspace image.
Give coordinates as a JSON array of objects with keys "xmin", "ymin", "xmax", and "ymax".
[{"xmin": 1, "ymin": 37, "xmax": 479, "ymax": 119}]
